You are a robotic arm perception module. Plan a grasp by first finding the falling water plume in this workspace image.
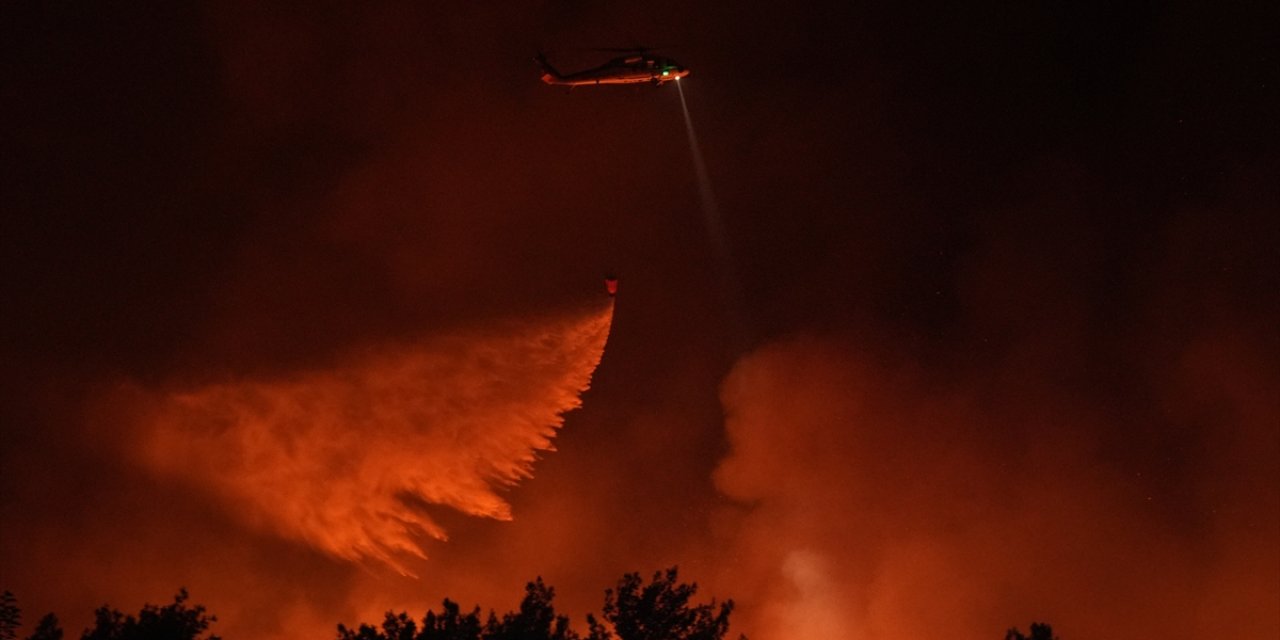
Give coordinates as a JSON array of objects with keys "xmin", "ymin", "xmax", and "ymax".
[{"xmin": 124, "ymin": 300, "xmax": 615, "ymax": 573}]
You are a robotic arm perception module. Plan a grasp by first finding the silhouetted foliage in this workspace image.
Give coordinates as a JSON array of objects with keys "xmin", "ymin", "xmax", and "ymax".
[
  {"xmin": 1, "ymin": 569, "xmax": 748, "ymax": 640},
  {"xmin": 0, "ymin": 592, "xmax": 19, "ymax": 640},
  {"xmin": 337, "ymin": 599, "xmax": 484, "ymax": 640},
  {"xmin": 483, "ymin": 578, "xmax": 577, "ymax": 640},
  {"xmin": 337, "ymin": 612, "xmax": 418, "ymax": 640},
  {"xmin": 593, "ymin": 567, "xmax": 739, "ymax": 640},
  {"xmin": 421, "ymin": 600, "xmax": 484, "ymax": 640},
  {"xmin": 337, "ymin": 568, "xmax": 741, "ymax": 640},
  {"xmin": 80, "ymin": 589, "xmax": 218, "ymax": 640},
  {"xmin": 26, "ymin": 615, "xmax": 62, "ymax": 640},
  {"xmin": 338, "ymin": 578, "xmax": 577, "ymax": 640},
  {"xmin": 1005, "ymin": 622, "xmax": 1057, "ymax": 640}
]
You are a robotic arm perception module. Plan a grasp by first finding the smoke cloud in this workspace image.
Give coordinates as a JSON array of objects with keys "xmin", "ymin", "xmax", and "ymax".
[
  {"xmin": 711, "ymin": 325, "xmax": 1278, "ymax": 639},
  {"xmin": 116, "ymin": 302, "xmax": 613, "ymax": 571}
]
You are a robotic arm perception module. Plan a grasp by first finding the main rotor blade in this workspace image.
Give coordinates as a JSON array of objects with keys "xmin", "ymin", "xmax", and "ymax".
[{"xmin": 586, "ymin": 45, "xmax": 670, "ymax": 53}]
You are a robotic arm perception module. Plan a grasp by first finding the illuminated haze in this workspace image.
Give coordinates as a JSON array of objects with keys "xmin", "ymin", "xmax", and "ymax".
[{"xmin": 1, "ymin": 2, "xmax": 1276, "ymax": 639}]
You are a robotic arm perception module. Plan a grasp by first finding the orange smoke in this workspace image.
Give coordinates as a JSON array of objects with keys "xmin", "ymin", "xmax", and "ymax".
[
  {"xmin": 712, "ymin": 332, "xmax": 1279, "ymax": 640},
  {"xmin": 125, "ymin": 301, "xmax": 613, "ymax": 571}
]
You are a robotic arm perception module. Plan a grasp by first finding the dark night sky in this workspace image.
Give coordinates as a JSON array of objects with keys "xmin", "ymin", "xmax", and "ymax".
[{"xmin": 2, "ymin": 2, "xmax": 1277, "ymax": 638}]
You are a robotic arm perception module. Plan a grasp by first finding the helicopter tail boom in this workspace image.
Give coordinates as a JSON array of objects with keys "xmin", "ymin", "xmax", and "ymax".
[{"xmin": 534, "ymin": 52, "xmax": 564, "ymax": 84}]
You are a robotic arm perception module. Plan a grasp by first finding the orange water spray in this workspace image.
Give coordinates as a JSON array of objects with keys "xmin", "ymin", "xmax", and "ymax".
[{"xmin": 129, "ymin": 301, "xmax": 614, "ymax": 573}]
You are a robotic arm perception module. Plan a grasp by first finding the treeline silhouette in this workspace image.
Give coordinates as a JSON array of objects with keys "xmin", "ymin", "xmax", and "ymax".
[
  {"xmin": 337, "ymin": 568, "xmax": 735, "ymax": 640},
  {"xmin": 0, "ymin": 568, "xmax": 735, "ymax": 640},
  {"xmin": 1, "ymin": 588, "xmax": 216, "ymax": 640},
  {"xmin": 3, "ymin": 570, "xmax": 1056, "ymax": 640},
  {"xmin": 1005, "ymin": 622, "xmax": 1058, "ymax": 640}
]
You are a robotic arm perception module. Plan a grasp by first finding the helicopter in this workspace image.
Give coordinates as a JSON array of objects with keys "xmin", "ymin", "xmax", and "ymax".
[{"xmin": 536, "ymin": 48, "xmax": 690, "ymax": 87}]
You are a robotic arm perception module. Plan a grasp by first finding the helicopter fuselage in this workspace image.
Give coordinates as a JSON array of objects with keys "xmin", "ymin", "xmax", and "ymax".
[{"xmin": 539, "ymin": 55, "xmax": 690, "ymax": 86}]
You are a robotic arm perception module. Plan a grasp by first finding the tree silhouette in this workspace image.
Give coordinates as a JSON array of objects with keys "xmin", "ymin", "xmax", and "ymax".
[
  {"xmin": 0, "ymin": 591, "xmax": 217, "ymax": 640},
  {"xmin": 337, "ymin": 599, "xmax": 486, "ymax": 640},
  {"xmin": 1, "ymin": 592, "xmax": 19, "ymax": 640},
  {"xmin": 335, "ymin": 569, "xmax": 740, "ymax": 640},
  {"xmin": 25, "ymin": 615, "xmax": 61, "ymax": 640},
  {"xmin": 421, "ymin": 600, "xmax": 484, "ymax": 640},
  {"xmin": 337, "ymin": 579, "xmax": 577, "ymax": 640},
  {"xmin": 80, "ymin": 589, "xmax": 218, "ymax": 640},
  {"xmin": 483, "ymin": 578, "xmax": 577, "ymax": 640},
  {"xmin": 337, "ymin": 611, "xmax": 421, "ymax": 640},
  {"xmin": 0, "ymin": 583, "xmax": 1063, "ymax": 640},
  {"xmin": 4, "ymin": 568, "xmax": 744, "ymax": 640},
  {"xmin": 591, "ymin": 567, "xmax": 739, "ymax": 640},
  {"xmin": 1005, "ymin": 622, "xmax": 1057, "ymax": 640}
]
